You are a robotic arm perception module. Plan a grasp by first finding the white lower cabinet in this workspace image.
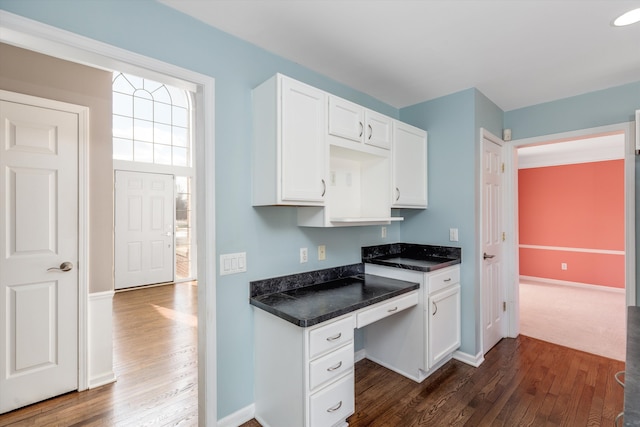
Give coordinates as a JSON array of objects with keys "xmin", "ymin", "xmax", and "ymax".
[
  {"xmin": 428, "ymin": 284, "xmax": 461, "ymax": 368},
  {"xmin": 309, "ymin": 373, "xmax": 354, "ymax": 427}
]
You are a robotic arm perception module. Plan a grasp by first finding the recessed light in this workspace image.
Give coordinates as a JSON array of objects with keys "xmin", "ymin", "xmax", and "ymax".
[{"xmin": 613, "ymin": 8, "xmax": 640, "ymax": 26}]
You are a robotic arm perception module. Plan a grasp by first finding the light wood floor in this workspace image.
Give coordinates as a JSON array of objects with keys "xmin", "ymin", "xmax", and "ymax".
[
  {"xmin": 0, "ymin": 282, "xmax": 198, "ymax": 427},
  {"xmin": 1, "ymin": 282, "xmax": 625, "ymax": 426}
]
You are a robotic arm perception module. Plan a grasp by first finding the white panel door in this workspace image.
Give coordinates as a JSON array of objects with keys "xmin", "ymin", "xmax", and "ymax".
[
  {"xmin": 482, "ymin": 135, "xmax": 505, "ymax": 353},
  {"xmin": 115, "ymin": 171, "xmax": 174, "ymax": 289},
  {"xmin": 0, "ymin": 95, "xmax": 79, "ymax": 413}
]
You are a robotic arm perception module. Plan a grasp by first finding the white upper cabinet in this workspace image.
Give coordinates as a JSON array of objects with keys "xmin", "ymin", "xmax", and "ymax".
[
  {"xmin": 252, "ymin": 74, "xmax": 327, "ymax": 206},
  {"xmin": 392, "ymin": 121, "xmax": 428, "ymax": 208},
  {"xmin": 328, "ymin": 95, "xmax": 393, "ymax": 150}
]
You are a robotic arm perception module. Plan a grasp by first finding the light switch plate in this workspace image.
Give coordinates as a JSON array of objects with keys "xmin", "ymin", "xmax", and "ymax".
[
  {"xmin": 449, "ymin": 228, "xmax": 459, "ymax": 242},
  {"xmin": 220, "ymin": 252, "xmax": 247, "ymax": 275}
]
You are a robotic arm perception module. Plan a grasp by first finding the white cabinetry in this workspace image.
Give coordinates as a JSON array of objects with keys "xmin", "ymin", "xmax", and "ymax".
[
  {"xmin": 392, "ymin": 121, "xmax": 427, "ymax": 208},
  {"xmin": 328, "ymin": 95, "xmax": 393, "ymax": 150},
  {"xmin": 254, "ymin": 311, "xmax": 354, "ymax": 427},
  {"xmin": 363, "ymin": 264, "xmax": 460, "ymax": 381},
  {"xmin": 426, "ymin": 267, "xmax": 461, "ymax": 368},
  {"xmin": 252, "ymin": 74, "xmax": 327, "ymax": 206}
]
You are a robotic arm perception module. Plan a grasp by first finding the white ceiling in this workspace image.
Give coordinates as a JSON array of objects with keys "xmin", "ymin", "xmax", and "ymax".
[{"xmin": 159, "ymin": 0, "xmax": 640, "ymax": 111}]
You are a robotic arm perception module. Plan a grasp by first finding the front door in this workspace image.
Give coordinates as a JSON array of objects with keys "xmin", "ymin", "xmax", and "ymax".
[
  {"xmin": 482, "ymin": 132, "xmax": 505, "ymax": 353},
  {"xmin": 0, "ymin": 92, "xmax": 79, "ymax": 413},
  {"xmin": 115, "ymin": 171, "xmax": 174, "ymax": 290}
]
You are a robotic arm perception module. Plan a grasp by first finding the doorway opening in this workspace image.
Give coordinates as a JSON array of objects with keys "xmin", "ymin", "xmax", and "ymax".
[
  {"xmin": 112, "ymin": 72, "xmax": 197, "ymax": 290},
  {"xmin": 505, "ymin": 122, "xmax": 636, "ymax": 364},
  {"xmin": 513, "ymin": 130, "xmax": 629, "ymax": 361}
]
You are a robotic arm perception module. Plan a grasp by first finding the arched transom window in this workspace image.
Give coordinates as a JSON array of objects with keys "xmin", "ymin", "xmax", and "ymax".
[{"xmin": 112, "ymin": 72, "xmax": 191, "ymax": 166}]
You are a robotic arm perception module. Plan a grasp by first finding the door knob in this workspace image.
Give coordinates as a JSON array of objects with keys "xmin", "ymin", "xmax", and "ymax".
[
  {"xmin": 48, "ymin": 261, "xmax": 73, "ymax": 272},
  {"xmin": 483, "ymin": 252, "xmax": 495, "ymax": 260}
]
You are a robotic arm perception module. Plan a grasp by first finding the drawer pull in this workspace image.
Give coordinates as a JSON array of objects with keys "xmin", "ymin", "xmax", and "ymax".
[
  {"xmin": 387, "ymin": 306, "xmax": 398, "ymax": 313},
  {"xmin": 326, "ymin": 333, "xmax": 342, "ymax": 342},
  {"xmin": 444, "ymin": 278, "xmax": 452, "ymax": 282},
  {"xmin": 327, "ymin": 400, "xmax": 343, "ymax": 413},
  {"xmin": 615, "ymin": 371, "xmax": 625, "ymax": 387},
  {"xmin": 327, "ymin": 361, "xmax": 343, "ymax": 372},
  {"xmin": 433, "ymin": 301, "xmax": 438, "ymax": 316}
]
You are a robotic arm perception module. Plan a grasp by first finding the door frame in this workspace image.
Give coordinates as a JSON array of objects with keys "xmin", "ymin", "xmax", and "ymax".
[
  {"xmin": 0, "ymin": 11, "xmax": 217, "ymax": 425},
  {"xmin": 503, "ymin": 121, "xmax": 637, "ymax": 339},
  {"xmin": 0, "ymin": 89, "xmax": 89, "ymax": 394}
]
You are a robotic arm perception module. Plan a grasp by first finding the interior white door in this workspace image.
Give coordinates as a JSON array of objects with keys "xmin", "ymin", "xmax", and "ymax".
[
  {"xmin": 482, "ymin": 134, "xmax": 505, "ymax": 353},
  {"xmin": 0, "ymin": 94, "xmax": 79, "ymax": 413},
  {"xmin": 115, "ymin": 171, "xmax": 174, "ymax": 289}
]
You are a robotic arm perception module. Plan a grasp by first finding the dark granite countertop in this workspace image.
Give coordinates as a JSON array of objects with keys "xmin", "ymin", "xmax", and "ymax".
[
  {"xmin": 250, "ymin": 265, "xmax": 419, "ymax": 327},
  {"xmin": 362, "ymin": 243, "xmax": 461, "ymax": 272},
  {"xmin": 625, "ymin": 306, "xmax": 640, "ymax": 426}
]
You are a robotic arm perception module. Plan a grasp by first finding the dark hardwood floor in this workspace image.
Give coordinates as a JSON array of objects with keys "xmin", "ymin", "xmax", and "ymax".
[
  {"xmin": 1, "ymin": 282, "xmax": 624, "ymax": 426},
  {"xmin": 0, "ymin": 282, "xmax": 198, "ymax": 427},
  {"xmin": 243, "ymin": 335, "xmax": 625, "ymax": 427}
]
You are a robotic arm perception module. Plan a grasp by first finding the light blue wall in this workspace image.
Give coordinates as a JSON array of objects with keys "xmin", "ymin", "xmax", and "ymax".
[
  {"xmin": 0, "ymin": 0, "xmax": 403, "ymax": 418},
  {"xmin": 505, "ymin": 81, "xmax": 640, "ymax": 306},
  {"xmin": 399, "ymin": 88, "xmax": 504, "ymax": 357}
]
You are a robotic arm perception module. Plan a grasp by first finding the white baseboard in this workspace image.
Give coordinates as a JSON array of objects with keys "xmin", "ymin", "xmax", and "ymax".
[
  {"xmin": 354, "ymin": 349, "xmax": 367, "ymax": 363},
  {"xmin": 88, "ymin": 291, "xmax": 116, "ymax": 389},
  {"xmin": 519, "ymin": 275, "xmax": 625, "ymax": 293},
  {"xmin": 452, "ymin": 350, "xmax": 484, "ymax": 367},
  {"xmin": 217, "ymin": 404, "xmax": 255, "ymax": 427}
]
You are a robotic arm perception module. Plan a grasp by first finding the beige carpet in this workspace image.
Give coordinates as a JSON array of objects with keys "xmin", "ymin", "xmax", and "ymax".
[{"xmin": 519, "ymin": 280, "xmax": 626, "ymax": 361}]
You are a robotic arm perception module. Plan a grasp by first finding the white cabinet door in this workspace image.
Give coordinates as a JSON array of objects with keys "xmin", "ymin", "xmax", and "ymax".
[
  {"xmin": 280, "ymin": 77, "xmax": 327, "ymax": 203},
  {"xmin": 428, "ymin": 284, "xmax": 461, "ymax": 369},
  {"xmin": 392, "ymin": 121, "xmax": 427, "ymax": 208},
  {"xmin": 365, "ymin": 110, "xmax": 392, "ymax": 149},
  {"xmin": 252, "ymin": 74, "xmax": 326, "ymax": 206},
  {"xmin": 328, "ymin": 96, "xmax": 364, "ymax": 143}
]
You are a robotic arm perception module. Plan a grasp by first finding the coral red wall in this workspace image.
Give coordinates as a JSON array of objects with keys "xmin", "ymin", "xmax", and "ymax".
[{"xmin": 518, "ymin": 160, "xmax": 624, "ymax": 288}]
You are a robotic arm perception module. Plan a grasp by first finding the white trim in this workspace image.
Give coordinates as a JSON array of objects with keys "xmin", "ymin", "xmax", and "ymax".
[
  {"xmin": 506, "ymin": 122, "xmax": 636, "ymax": 327},
  {"xmin": 519, "ymin": 244, "xmax": 625, "ymax": 255},
  {"xmin": 0, "ymin": 11, "xmax": 217, "ymax": 425},
  {"xmin": 216, "ymin": 404, "xmax": 256, "ymax": 427},
  {"xmin": 452, "ymin": 350, "xmax": 484, "ymax": 368},
  {"xmin": 354, "ymin": 349, "xmax": 367, "ymax": 363},
  {"xmin": 519, "ymin": 276, "xmax": 626, "ymax": 293},
  {"xmin": 88, "ymin": 291, "xmax": 116, "ymax": 388}
]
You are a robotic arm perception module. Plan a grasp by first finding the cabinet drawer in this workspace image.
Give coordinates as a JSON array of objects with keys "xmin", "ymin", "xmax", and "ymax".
[
  {"xmin": 309, "ymin": 316, "xmax": 354, "ymax": 360},
  {"xmin": 356, "ymin": 291, "xmax": 419, "ymax": 328},
  {"xmin": 309, "ymin": 373, "xmax": 354, "ymax": 427},
  {"xmin": 309, "ymin": 342, "xmax": 354, "ymax": 391},
  {"xmin": 428, "ymin": 266, "xmax": 460, "ymax": 294}
]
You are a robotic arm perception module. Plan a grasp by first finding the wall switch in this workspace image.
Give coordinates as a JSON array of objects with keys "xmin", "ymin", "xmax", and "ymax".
[
  {"xmin": 220, "ymin": 252, "xmax": 247, "ymax": 276},
  {"xmin": 300, "ymin": 247, "xmax": 308, "ymax": 263},
  {"xmin": 318, "ymin": 245, "xmax": 326, "ymax": 260},
  {"xmin": 561, "ymin": 263, "xmax": 567, "ymax": 270},
  {"xmin": 381, "ymin": 226, "xmax": 387, "ymax": 238},
  {"xmin": 449, "ymin": 228, "xmax": 459, "ymax": 242}
]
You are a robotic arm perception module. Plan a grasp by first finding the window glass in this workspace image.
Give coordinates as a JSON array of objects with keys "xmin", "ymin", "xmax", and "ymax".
[{"xmin": 112, "ymin": 72, "xmax": 192, "ymax": 167}]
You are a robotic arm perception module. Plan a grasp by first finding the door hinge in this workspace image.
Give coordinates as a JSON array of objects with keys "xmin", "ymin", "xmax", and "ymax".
[
  {"xmin": 503, "ymin": 301, "xmax": 507, "ymax": 312},
  {"xmin": 502, "ymin": 232, "xmax": 506, "ymax": 242},
  {"xmin": 501, "ymin": 163, "xmax": 505, "ymax": 173}
]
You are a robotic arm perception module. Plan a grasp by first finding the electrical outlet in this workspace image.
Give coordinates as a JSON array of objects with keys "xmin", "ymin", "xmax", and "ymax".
[
  {"xmin": 300, "ymin": 247, "xmax": 308, "ymax": 263},
  {"xmin": 381, "ymin": 227, "xmax": 387, "ymax": 238},
  {"xmin": 561, "ymin": 262, "xmax": 567, "ymax": 270},
  {"xmin": 318, "ymin": 245, "xmax": 326, "ymax": 260}
]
